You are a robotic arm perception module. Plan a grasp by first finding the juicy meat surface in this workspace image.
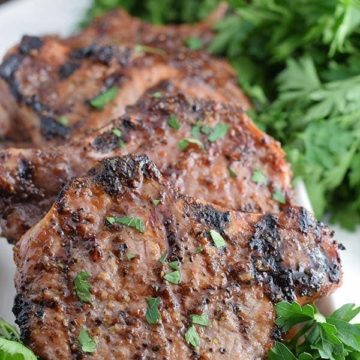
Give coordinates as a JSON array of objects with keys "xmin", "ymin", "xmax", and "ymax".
[
  {"xmin": 0, "ymin": 9, "xmax": 249, "ymax": 147},
  {"xmin": 0, "ymin": 84, "xmax": 292, "ymax": 243},
  {"xmin": 13, "ymin": 155, "xmax": 342, "ymax": 360}
]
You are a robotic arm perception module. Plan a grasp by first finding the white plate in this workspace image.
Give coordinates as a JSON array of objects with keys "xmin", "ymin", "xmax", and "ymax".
[{"xmin": 0, "ymin": 0, "xmax": 359, "ymax": 326}]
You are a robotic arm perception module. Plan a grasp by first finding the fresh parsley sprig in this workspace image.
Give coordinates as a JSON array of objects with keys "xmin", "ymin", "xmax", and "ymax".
[
  {"xmin": 0, "ymin": 318, "xmax": 37, "ymax": 359},
  {"xmin": 269, "ymin": 301, "xmax": 360, "ymax": 359}
]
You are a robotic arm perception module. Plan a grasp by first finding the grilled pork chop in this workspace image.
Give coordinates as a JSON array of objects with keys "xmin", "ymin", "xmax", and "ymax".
[
  {"xmin": 0, "ymin": 84, "xmax": 292, "ymax": 243},
  {"xmin": 0, "ymin": 9, "xmax": 249, "ymax": 147},
  {"xmin": 13, "ymin": 155, "xmax": 342, "ymax": 360}
]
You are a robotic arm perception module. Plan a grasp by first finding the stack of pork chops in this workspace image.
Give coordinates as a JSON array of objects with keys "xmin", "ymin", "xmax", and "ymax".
[{"xmin": 0, "ymin": 9, "xmax": 342, "ymax": 360}]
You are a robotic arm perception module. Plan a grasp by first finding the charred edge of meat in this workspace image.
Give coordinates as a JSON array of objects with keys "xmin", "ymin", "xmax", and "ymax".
[
  {"xmin": 24, "ymin": 95, "xmax": 50, "ymax": 114},
  {"xmin": 70, "ymin": 44, "xmax": 97, "ymax": 59},
  {"xmin": 163, "ymin": 214, "xmax": 182, "ymax": 261},
  {"xmin": 250, "ymin": 214, "xmax": 296, "ymax": 302},
  {"xmin": 250, "ymin": 212, "xmax": 341, "ymax": 302},
  {"xmin": 91, "ymin": 155, "xmax": 161, "ymax": 196},
  {"xmin": 0, "ymin": 54, "xmax": 24, "ymax": 100},
  {"xmin": 19, "ymin": 35, "xmax": 43, "ymax": 55},
  {"xmin": 40, "ymin": 116, "xmax": 71, "ymax": 140},
  {"xmin": 298, "ymin": 207, "xmax": 316, "ymax": 234},
  {"xmin": 70, "ymin": 44, "xmax": 132, "ymax": 66},
  {"xmin": 58, "ymin": 61, "xmax": 80, "ymax": 79},
  {"xmin": 12, "ymin": 294, "xmax": 36, "ymax": 343},
  {"xmin": 186, "ymin": 203, "xmax": 230, "ymax": 233}
]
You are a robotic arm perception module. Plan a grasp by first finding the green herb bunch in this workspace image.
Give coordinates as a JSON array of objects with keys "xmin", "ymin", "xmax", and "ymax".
[
  {"xmin": 270, "ymin": 301, "xmax": 360, "ymax": 359},
  {"xmin": 83, "ymin": 0, "xmax": 360, "ymax": 229},
  {"xmin": 81, "ymin": 0, "xmax": 219, "ymax": 26}
]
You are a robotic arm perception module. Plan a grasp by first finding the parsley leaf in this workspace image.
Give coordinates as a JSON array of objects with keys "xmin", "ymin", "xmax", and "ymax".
[
  {"xmin": 126, "ymin": 252, "xmax": 137, "ymax": 260},
  {"xmin": 167, "ymin": 115, "xmax": 181, "ymax": 130},
  {"xmin": 58, "ymin": 116, "xmax": 69, "ymax": 126},
  {"xmin": 273, "ymin": 189, "xmax": 286, "ymax": 204},
  {"xmin": 228, "ymin": 167, "xmax": 237, "ymax": 178},
  {"xmin": 169, "ymin": 260, "xmax": 180, "ymax": 271},
  {"xmin": 159, "ymin": 251, "xmax": 168, "ymax": 264},
  {"xmin": 146, "ymin": 297, "xmax": 161, "ymax": 325},
  {"xmin": 178, "ymin": 138, "xmax": 204, "ymax": 151},
  {"xmin": 78, "ymin": 329, "xmax": 97, "ymax": 353},
  {"xmin": 185, "ymin": 325, "xmax": 200, "ymax": 348},
  {"xmin": 164, "ymin": 270, "xmax": 181, "ymax": 284},
  {"xmin": 251, "ymin": 169, "xmax": 267, "ymax": 185},
  {"xmin": 208, "ymin": 123, "xmax": 229, "ymax": 142},
  {"xmin": 0, "ymin": 318, "xmax": 19, "ymax": 341},
  {"xmin": 112, "ymin": 128, "xmax": 122, "ymax": 137},
  {"xmin": 152, "ymin": 199, "xmax": 161, "ymax": 206},
  {"xmin": 107, "ymin": 216, "xmax": 145, "ymax": 233},
  {"xmin": 74, "ymin": 271, "xmax": 92, "ymax": 303},
  {"xmin": 209, "ymin": 229, "xmax": 226, "ymax": 248},
  {"xmin": 185, "ymin": 37, "xmax": 203, "ymax": 50},
  {"xmin": 190, "ymin": 314, "xmax": 209, "ymax": 327},
  {"xmin": 0, "ymin": 338, "xmax": 37, "ymax": 360},
  {"xmin": 151, "ymin": 91, "xmax": 162, "ymax": 98},
  {"xmin": 90, "ymin": 86, "xmax": 118, "ymax": 109}
]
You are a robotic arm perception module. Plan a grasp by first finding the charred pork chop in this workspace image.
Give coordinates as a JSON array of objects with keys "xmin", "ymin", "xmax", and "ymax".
[
  {"xmin": 13, "ymin": 155, "xmax": 342, "ymax": 360},
  {"xmin": 0, "ymin": 84, "xmax": 292, "ymax": 243},
  {"xmin": 0, "ymin": 9, "xmax": 249, "ymax": 147}
]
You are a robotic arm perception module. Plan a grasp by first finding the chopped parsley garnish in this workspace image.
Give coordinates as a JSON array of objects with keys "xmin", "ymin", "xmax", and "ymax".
[
  {"xmin": 112, "ymin": 128, "xmax": 125, "ymax": 148},
  {"xmin": 151, "ymin": 91, "xmax": 162, "ymax": 99},
  {"xmin": 152, "ymin": 199, "xmax": 161, "ymax": 206},
  {"xmin": 74, "ymin": 271, "xmax": 92, "ymax": 303},
  {"xmin": 209, "ymin": 230, "xmax": 227, "ymax": 249},
  {"xmin": 89, "ymin": 86, "xmax": 118, "ymax": 109},
  {"xmin": 145, "ymin": 297, "xmax": 161, "ymax": 325},
  {"xmin": 169, "ymin": 260, "xmax": 180, "ymax": 271},
  {"xmin": 159, "ymin": 251, "xmax": 168, "ymax": 264},
  {"xmin": 112, "ymin": 128, "xmax": 122, "ymax": 137},
  {"xmin": 178, "ymin": 138, "xmax": 204, "ymax": 151},
  {"xmin": 208, "ymin": 123, "xmax": 229, "ymax": 142},
  {"xmin": 190, "ymin": 314, "xmax": 209, "ymax": 327},
  {"xmin": 134, "ymin": 44, "xmax": 166, "ymax": 57},
  {"xmin": 272, "ymin": 189, "xmax": 286, "ymax": 204},
  {"xmin": 78, "ymin": 329, "xmax": 96, "ymax": 353},
  {"xmin": 106, "ymin": 216, "xmax": 145, "ymax": 233},
  {"xmin": 196, "ymin": 245, "xmax": 204, "ymax": 254},
  {"xmin": 164, "ymin": 270, "xmax": 181, "ymax": 284},
  {"xmin": 167, "ymin": 115, "xmax": 181, "ymax": 130},
  {"xmin": 191, "ymin": 122, "xmax": 201, "ymax": 139},
  {"xmin": 185, "ymin": 325, "xmax": 200, "ymax": 348},
  {"xmin": 228, "ymin": 167, "xmax": 237, "ymax": 178},
  {"xmin": 251, "ymin": 169, "xmax": 267, "ymax": 185},
  {"xmin": 185, "ymin": 36, "xmax": 203, "ymax": 50},
  {"xmin": 201, "ymin": 125, "xmax": 212, "ymax": 135},
  {"xmin": 58, "ymin": 116, "xmax": 69, "ymax": 126},
  {"xmin": 126, "ymin": 252, "xmax": 137, "ymax": 260}
]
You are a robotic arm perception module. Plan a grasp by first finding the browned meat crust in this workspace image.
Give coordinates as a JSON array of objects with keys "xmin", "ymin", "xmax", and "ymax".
[
  {"xmin": 13, "ymin": 155, "xmax": 342, "ymax": 360},
  {"xmin": 0, "ymin": 9, "xmax": 249, "ymax": 147},
  {"xmin": 0, "ymin": 84, "xmax": 292, "ymax": 243}
]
